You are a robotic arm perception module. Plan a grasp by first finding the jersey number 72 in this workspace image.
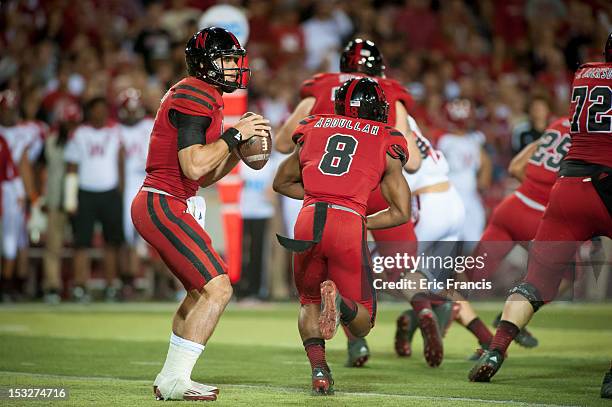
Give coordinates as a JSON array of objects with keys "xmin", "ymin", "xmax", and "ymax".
[{"xmin": 570, "ymin": 85, "xmax": 612, "ymax": 133}]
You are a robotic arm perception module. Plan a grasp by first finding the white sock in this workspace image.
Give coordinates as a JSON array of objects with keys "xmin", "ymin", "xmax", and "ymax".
[{"xmin": 157, "ymin": 333, "xmax": 204, "ymax": 382}]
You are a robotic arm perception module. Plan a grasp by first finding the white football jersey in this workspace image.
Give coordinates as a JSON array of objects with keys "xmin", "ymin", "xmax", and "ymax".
[
  {"xmin": 0, "ymin": 121, "xmax": 44, "ymax": 164},
  {"xmin": 64, "ymin": 124, "xmax": 121, "ymax": 192},
  {"xmin": 119, "ymin": 118, "xmax": 153, "ymax": 182},
  {"xmin": 404, "ymin": 115, "xmax": 450, "ymax": 191},
  {"xmin": 437, "ymin": 131, "xmax": 485, "ymax": 197}
]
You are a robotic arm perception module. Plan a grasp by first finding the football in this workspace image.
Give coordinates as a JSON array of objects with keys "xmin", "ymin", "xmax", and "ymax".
[{"xmin": 237, "ymin": 112, "xmax": 272, "ymax": 170}]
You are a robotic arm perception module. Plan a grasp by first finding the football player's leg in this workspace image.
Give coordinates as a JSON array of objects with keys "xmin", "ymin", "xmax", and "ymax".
[
  {"xmin": 98, "ymin": 189, "xmax": 123, "ymax": 300},
  {"xmin": 14, "ymin": 214, "xmax": 29, "ymax": 297},
  {"xmin": 459, "ymin": 195, "xmax": 486, "ymax": 254},
  {"xmin": 296, "ymin": 255, "xmax": 334, "ymax": 395},
  {"xmin": 291, "ymin": 207, "xmax": 334, "ymax": 394},
  {"xmin": 43, "ymin": 210, "xmax": 64, "ymax": 301},
  {"xmin": 1, "ymin": 188, "xmax": 19, "ymax": 300},
  {"xmin": 326, "ymin": 214, "xmax": 376, "ymax": 340},
  {"xmin": 71, "ymin": 190, "xmax": 96, "ymax": 301},
  {"xmin": 471, "ymin": 178, "xmax": 612, "ymax": 382},
  {"xmin": 459, "ymin": 194, "xmax": 546, "ymax": 354},
  {"xmin": 132, "ymin": 191, "xmax": 228, "ymax": 400}
]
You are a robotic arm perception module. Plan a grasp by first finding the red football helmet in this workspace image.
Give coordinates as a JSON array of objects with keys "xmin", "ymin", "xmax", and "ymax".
[{"xmin": 117, "ymin": 88, "xmax": 145, "ymax": 123}]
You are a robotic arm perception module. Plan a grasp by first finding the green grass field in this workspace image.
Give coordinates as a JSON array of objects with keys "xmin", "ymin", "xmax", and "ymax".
[{"xmin": 0, "ymin": 302, "xmax": 610, "ymax": 406}]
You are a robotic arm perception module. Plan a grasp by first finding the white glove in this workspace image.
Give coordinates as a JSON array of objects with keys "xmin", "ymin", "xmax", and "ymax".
[{"xmin": 186, "ymin": 195, "xmax": 207, "ymax": 231}]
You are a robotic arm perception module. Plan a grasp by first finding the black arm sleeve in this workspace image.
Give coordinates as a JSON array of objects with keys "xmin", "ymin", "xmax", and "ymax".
[{"xmin": 170, "ymin": 109, "xmax": 212, "ymax": 151}]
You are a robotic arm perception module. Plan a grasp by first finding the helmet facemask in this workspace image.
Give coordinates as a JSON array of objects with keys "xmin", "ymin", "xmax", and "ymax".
[{"xmin": 185, "ymin": 28, "xmax": 251, "ymax": 94}]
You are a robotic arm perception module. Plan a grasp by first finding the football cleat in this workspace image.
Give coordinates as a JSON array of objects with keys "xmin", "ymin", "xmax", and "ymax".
[
  {"xmin": 394, "ymin": 310, "xmax": 417, "ymax": 357},
  {"xmin": 319, "ymin": 280, "xmax": 341, "ymax": 340},
  {"xmin": 311, "ymin": 367, "xmax": 334, "ymax": 396},
  {"xmin": 468, "ymin": 349, "xmax": 505, "ymax": 382},
  {"xmin": 346, "ymin": 337, "xmax": 370, "ymax": 367},
  {"xmin": 395, "ymin": 303, "xmax": 453, "ymax": 358},
  {"xmin": 153, "ymin": 376, "xmax": 218, "ymax": 401},
  {"xmin": 514, "ymin": 328, "xmax": 539, "ymax": 348},
  {"xmin": 154, "ymin": 385, "xmax": 217, "ymax": 402},
  {"xmin": 601, "ymin": 361, "xmax": 612, "ymax": 399},
  {"xmin": 191, "ymin": 381, "xmax": 219, "ymax": 395},
  {"xmin": 417, "ymin": 308, "xmax": 444, "ymax": 367},
  {"xmin": 468, "ymin": 346, "xmax": 487, "ymax": 361},
  {"xmin": 493, "ymin": 313, "xmax": 538, "ymax": 348}
]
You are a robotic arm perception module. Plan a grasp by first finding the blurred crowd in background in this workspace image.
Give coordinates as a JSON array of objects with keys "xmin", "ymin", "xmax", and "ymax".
[{"xmin": 1, "ymin": 0, "xmax": 611, "ymax": 303}]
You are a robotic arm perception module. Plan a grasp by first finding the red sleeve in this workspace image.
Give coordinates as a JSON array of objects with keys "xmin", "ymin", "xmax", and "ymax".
[
  {"xmin": 384, "ymin": 126, "xmax": 409, "ymax": 166},
  {"xmin": 299, "ymin": 73, "xmax": 325, "ymax": 99},
  {"xmin": 291, "ymin": 115, "xmax": 318, "ymax": 145},
  {"xmin": 386, "ymin": 79, "xmax": 415, "ymax": 113},
  {"xmin": 168, "ymin": 85, "xmax": 216, "ymax": 117}
]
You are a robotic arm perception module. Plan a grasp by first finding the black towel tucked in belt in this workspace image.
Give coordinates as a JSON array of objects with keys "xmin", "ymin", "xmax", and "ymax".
[{"xmin": 276, "ymin": 202, "xmax": 328, "ymax": 252}]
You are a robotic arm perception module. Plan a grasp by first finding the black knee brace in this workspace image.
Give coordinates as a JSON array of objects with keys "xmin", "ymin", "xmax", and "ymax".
[{"xmin": 508, "ymin": 282, "xmax": 544, "ymax": 312}]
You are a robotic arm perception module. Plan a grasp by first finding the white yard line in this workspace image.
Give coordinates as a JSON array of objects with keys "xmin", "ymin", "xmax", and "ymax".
[{"xmin": 0, "ymin": 370, "xmax": 577, "ymax": 407}]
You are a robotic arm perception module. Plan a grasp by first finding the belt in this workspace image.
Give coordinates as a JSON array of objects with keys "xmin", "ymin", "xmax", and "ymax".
[
  {"xmin": 142, "ymin": 186, "xmax": 174, "ymax": 197},
  {"xmin": 559, "ymin": 160, "xmax": 612, "ymax": 177},
  {"xmin": 306, "ymin": 202, "xmax": 362, "ymax": 217}
]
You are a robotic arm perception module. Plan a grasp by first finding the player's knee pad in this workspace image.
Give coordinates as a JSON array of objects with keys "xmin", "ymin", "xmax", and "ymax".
[{"xmin": 508, "ymin": 282, "xmax": 544, "ymax": 313}]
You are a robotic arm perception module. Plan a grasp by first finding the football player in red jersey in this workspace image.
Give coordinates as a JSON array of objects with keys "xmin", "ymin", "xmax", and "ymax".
[
  {"xmin": 449, "ymin": 117, "xmax": 572, "ymax": 359},
  {"xmin": 274, "ymin": 78, "xmax": 411, "ymax": 395},
  {"xmin": 131, "ymin": 27, "xmax": 271, "ymax": 401},
  {"xmin": 470, "ymin": 33, "xmax": 612, "ymax": 384},
  {"xmin": 276, "ymin": 38, "xmax": 444, "ymax": 368}
]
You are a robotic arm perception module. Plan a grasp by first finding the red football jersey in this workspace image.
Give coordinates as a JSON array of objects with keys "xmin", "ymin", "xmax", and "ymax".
[
  {"xmin": 517, "ymin": 117, "xmax": 571, "ymax": 206},
  {"xmin": 566, "ymin": 62, "xmax": 612, "ymax": 167},
  {"xmin": 143, "ymin": 77, "xmax": 224, "ymax": 200},
  {"xmin": 293, "ymin": 114, "xmax": 408, "ymax": 216},
  {"xmin": 300, "ymin": 72, "xmax": 414, "ymax": 126}
]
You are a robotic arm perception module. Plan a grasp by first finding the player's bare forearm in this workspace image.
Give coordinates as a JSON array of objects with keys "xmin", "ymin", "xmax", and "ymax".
[
  {"xmin": 273, "ymin": 147, "xmax": 304, "ymax": 199},
  {"xmin": 508, "ymin": 141, "xmax": 538, "ymax": 181},
  {"xmin": 477, "ymin": 147, "xmax": 493, "ymax": 191},
  {"xmin": 19, "ymin": 150, "xmax": 38, "ymax": 203},
  {"xmin": 395, "ymin": 102, "xmax": 421, "ymax": 173},
  {"xmin": 275, "ymin": 98, "xmax": 315, "ymax": 153},
  {"xmin": 178, "ymin": 140, "xmax": 231, "ymax": 181},
  {"xmin": 275, "ymin": 181, "xmax": 304, "ymax": 200},
  {"xmin": 367, "ymin": 156, "xmax": 411, "ymax": 230},
  {"xmin": 199, "ymin": 150, "xmax": 241, "ymax": 188}
]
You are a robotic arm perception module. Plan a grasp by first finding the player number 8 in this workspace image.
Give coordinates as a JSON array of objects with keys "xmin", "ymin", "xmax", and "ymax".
[{"xmin": 318, "ymin": 134, "xmax": 358, "ymax": 176}]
